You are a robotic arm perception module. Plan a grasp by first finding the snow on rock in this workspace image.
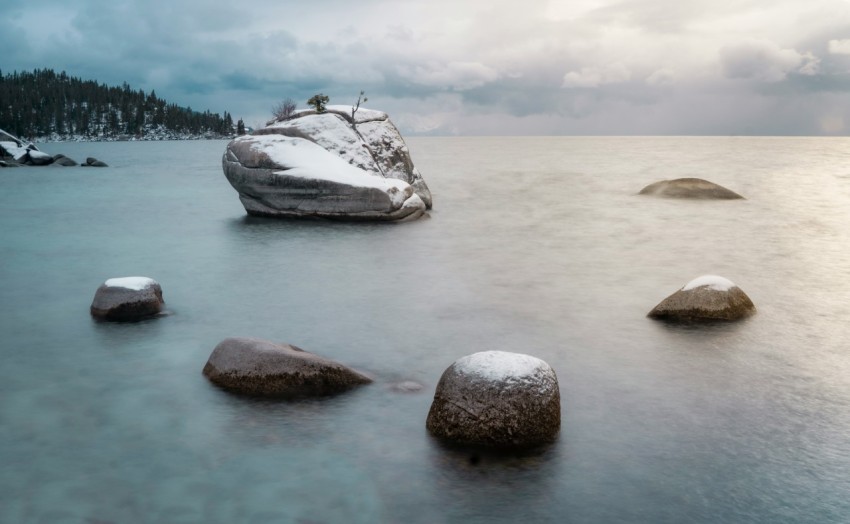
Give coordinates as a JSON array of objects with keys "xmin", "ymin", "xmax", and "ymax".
[
  {"xmin": 104, "ymin": 276, "xmax": 158, "ymax": 291},
  {"xmin": 0, "ymin": 128, "xmax": 39, "ymax": 162},
  {"xmin": 682, "ymin": 275, "xmax": 736, "ymax": 292},
  {"xmin": 453, "ymin": 351, "xmax": 553, "ymax": 383},
  {"xmin": 262, "ymin": 106, "xmax": 432, "ymax": 208},
  {"xmin": 426, "ymin": 351, "xmax": 561, "ymax": 448},
  {"xmin": 648, "ymin": 275, "xmax": 755, "ymax": 322},
  {"xmin": 223, "ymin": 106, "xmax": 431, "ymax": 221},
  {"xmin": 91, "ymin": 277, "xmax": 164, "ymax": 321}
]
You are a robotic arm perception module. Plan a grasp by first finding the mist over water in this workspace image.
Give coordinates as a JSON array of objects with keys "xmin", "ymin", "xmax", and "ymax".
[{"xmin": 2, "ymin": 137, "xmax": 850, "ymax": 523}]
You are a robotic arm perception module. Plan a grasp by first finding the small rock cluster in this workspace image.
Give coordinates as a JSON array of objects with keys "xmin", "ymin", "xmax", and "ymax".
[
  {"xmin": 1, "ymin": 128, "xmax": 107, "ymax": 168},
  {"xmin": 82, "ymin": 144, "xmax": 763, "ymax": 454}
]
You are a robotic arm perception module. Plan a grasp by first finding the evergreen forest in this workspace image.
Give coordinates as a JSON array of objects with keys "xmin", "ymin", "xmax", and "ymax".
[{"xmin": 0, "ymin": 69, "xmax": 234, "ymax": 140}]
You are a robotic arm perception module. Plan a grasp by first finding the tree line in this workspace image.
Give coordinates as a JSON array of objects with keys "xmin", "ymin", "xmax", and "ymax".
[{"xmin": 0, "ymin": 68, "xmax": 234, "ymax": 139}]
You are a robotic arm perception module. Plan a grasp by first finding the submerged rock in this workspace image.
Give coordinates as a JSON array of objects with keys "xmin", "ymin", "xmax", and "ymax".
[
  {"xmin": 648, "ymin": 275, "xmax": 756, "ymax": 321},
  {"xmin": 639, "ymin": 178, "xmax": 744, "ymax": 199},
  {"xmin": 90, "ymin": 276, "xmax": 164, "ymax": 321},
  {"xmin": 83, "ymin": 157, "xmax": 108, "ymax": 167},
  {"xmin": 222, "ymin": 106, "xmax": 431, "ymax": 221},
  {"xmin": 203, "ymin": 337, "xmax": 372, "ymax": 397},
  {"xmin": 426, "ymin": 351, "xmax": 561, "ymax": 448},
  {"xmin": 52, "ymin": 154, "xmax": 78, "ymax": 166}
]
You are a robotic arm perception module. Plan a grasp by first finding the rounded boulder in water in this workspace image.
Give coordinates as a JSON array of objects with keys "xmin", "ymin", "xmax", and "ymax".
[
  {"xmin": 426, "ymin": 351, "xmax": 561, "ymax": 448},
  {"xmin": 90, "ymin": 276, "xmax": 164, "ymax": 321},
  {"xmin": 639, "ymin": 178, "xmax": 744, "ymax": 199},
  {"xmin": 203, "ymin": 337, "xmax": 372, "ymax": 398},
  {"xmin": 648, "ymin": 275, "xmax": 756, "ymax": 321}
]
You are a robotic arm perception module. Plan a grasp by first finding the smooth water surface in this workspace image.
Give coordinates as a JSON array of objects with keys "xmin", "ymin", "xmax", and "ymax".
[{"xmin": 2, "ymin": 137, "xmax": 850, "ymax": 523}]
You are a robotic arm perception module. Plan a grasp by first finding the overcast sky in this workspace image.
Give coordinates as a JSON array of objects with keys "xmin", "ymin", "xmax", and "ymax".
[{"xmin": 5, "ymin": 0, "xmax": 850, "ymax": 135}]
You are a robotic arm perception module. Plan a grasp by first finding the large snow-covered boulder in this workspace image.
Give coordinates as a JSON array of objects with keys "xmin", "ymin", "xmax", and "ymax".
[
  {"xmin": 639, "ymin": 178, "xmax": 744, "ymax": 199},
  {"xmin": 648, "ymin": 275, "xmax": 756, "ymax": 321},
  {"xmin": 426, "ymin": 351, "xmax": 561, "ymax": 448},
  {"xmin": 203, "ymin": 337, "xmax": 372, "ymax": 397},
  {"xmin": 222, "ymin": 106, "xmax": 431, "ymax": 221},
  {"xmin": 90, "ymin": 277, "xmax": 164, "ymax": 321}
]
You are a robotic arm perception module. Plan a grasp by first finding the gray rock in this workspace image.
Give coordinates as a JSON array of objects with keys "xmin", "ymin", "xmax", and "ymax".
[
  {"xmin": 648, "ymin": 275, "xmax": 756, "ymax": 321},
  {"xmin": 26, "ymin": 150, "xmax": 54, "ymax": 166},
  {"xmin": 426, "ymin": 351, "xmax": 561, "ymax": 448},
  {"xmin": 52, "ymin": 154, "xmax": 78, "ymax": 166},
  {"xmin": 639, "ymin": 178, "xmax": 744, "ymax": 199},
  {"xmin": 90, "ymin": 277, "xmax": 164, "ymax": 321},
  {"xmin": 223, "ymin": 107, "xmax": 430, "ymax": 221},
  {"xmin": 84, "ymin": 157, "xmax": 108, "ymax": 167},
  {"xmin": 202, "ymin": 337, "xmax": 372, "ymax": 397}
]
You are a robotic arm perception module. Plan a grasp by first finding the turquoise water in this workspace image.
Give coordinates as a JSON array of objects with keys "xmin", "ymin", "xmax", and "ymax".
[{"xmin": 2, "ymin": 137, "xmax": 850, "ymax": 522}]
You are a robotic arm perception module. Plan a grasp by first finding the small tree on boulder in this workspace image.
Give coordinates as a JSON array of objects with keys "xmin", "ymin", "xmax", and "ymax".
[
  {"xmin": 351, "ymin": 90, "xmax": 367, "ymax": 126},
  {"xmin": 272, "ymin": 98, "xmax": 297, "ymax": 120},
  {"xmin": 307, "ymin": 93, "xmax": 329, "ymax": 113}
]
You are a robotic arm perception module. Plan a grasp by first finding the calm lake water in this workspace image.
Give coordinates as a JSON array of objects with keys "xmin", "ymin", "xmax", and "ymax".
[{"xmin": 2, "ymin": 137, "xmax": 850, "ymax": 523}]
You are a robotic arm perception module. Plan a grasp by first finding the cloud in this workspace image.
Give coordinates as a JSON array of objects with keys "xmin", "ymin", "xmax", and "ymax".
[
  {"xmin": 828, "ymin": 39, "xmax": 850, "ymax": 55},
  {"xmin": 401, "ymin": 61, "xmax": 500, "ymax": 91},
  {"xmin": 4, "ymin": 0, "xmax": 850, "ymax": 135},
  {"xmin": 562, "ymin": 62, "xmax": 631, "ymax": 88},
  {"xmin": 719, "ymin": 40, "xmax": 820, "ymax": 82},
  {"xmin": 645, "ymin": 68, "xmax": 675, "ymax": 86}
]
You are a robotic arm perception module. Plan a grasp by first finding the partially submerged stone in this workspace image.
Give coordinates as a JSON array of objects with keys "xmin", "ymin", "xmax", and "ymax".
[
  {"xmin": 90, "ymin": 276, "xmax": 164, "ymax": 321},
  {"xmin": 203, "ymin": 337, "xmax": 372, "ymax": 398},
  {"xmin": 639, "ymin": 178, "xmax": 744, "ymax": 199},
  {"xmin": 426, "ymin": 351, "xmax": 561, "ymax": 448},
  {"xmin": 648, "ymin": 275, "xmax": 756, "ymax": 321},
  {"xmin": 83, "ymin": 157, "xmax": 108, "ymax": 167},
  {"xmin": 222, "ymin": 106, "xmax": 431, "ymax": 221}
]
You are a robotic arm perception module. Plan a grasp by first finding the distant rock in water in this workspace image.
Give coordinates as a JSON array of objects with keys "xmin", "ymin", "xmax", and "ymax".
[
  {"xmin": 90, "ymin": 276, "xmax": 164, "ymax": 321},
  {"xmin": 52, "ymin": 154, "xmax": 78, "ymax": 166},
  {"xmin": 1, "ymin": 128, "xmax": 41, "ymax": 166},
  {"xmin": 202, "ymin": 337, "xmax": 372, "ymax": 398},
  {"xmin": 83, "ymin": 157, "xmax": 108, "ymax": 167},
  {"xmin": 222, "ymin": 106, "xmax": 431, "ymax": 221},
  {"xmin": 639, "ymin": 178, "xmax": 744, "ymax": 199},
  {"xmin": 426, "ymin": 351, "xmax": 561, "ymax": 448},
  {"xmin": 26, "ymin": 150, "xmax": 53, "ymax": 166},
  {"xmin": 1, "ymin": 128, "xmax": 100, "ymax": 168},
  {"xmin": 648, "ymin": 275, "xmax": 756, "ymax": 321}
]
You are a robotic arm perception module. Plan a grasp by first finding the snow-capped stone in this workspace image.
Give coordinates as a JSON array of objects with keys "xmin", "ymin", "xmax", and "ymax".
[
  {"xmin": 223, "ymin": 106, "xmax": 432, "ymax": 220},
  {"xmin": 27, "ymin": 150, "xmax": 54, "ymax": 165},
  {"xmin": 426, "ymin": 351, "xmax": 561, "ymax": 448},
  {"xmin": 648, "ymin": 275, "xmax": 756, "ymax": 321},
  {"xmin": 1, "ymin": 128, "xmax": 39, "ymax": 162},
  {"xmin": 90, "ymin": 277, "xmax": 164, "ymax": 321},
  {"xmin": 639, "ymin": 178, "xmax": 744, "ymax": 199},
  {"xmin": 203, "ymin": 337, "xmax": 372, "ymax": 397}
]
